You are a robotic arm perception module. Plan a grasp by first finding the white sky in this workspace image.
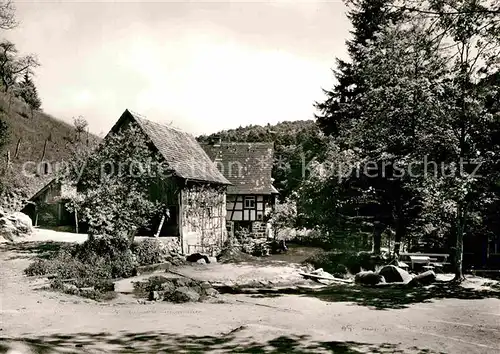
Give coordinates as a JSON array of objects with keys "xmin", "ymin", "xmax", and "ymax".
[{"xmin": 6, "ymin": 0, "xmax": 350, "ymax": 136}]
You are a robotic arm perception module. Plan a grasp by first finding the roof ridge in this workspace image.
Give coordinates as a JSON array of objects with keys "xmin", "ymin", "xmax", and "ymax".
[
  {"xmin": 129, "ymin": 110, "xmax": 186, "ymax": 134},
  {"xmin": 120, "ymin": 109, "xmax": 230, "ymax": 185},
  {"xmin": 127, "ymin": 109, "xmax": 147, "ymax": 119}
]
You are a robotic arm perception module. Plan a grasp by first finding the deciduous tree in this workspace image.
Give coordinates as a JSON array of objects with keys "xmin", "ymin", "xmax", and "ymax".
[
  {"xmin": 0, "ymin": 40, "xmax": 39, "ymax": 93},
  {"xmin": 65, "ymin": 125, "xmax": 173, "ymax": 243},
  {"xmin": 0, "ymin": 0, "xmax": 17, "ymax": 30}
]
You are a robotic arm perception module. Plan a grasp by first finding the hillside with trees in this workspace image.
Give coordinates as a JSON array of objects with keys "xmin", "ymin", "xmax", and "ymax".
[{"xmin": 0, "ymin": 1, "xmax": 98, "ymax": 210}]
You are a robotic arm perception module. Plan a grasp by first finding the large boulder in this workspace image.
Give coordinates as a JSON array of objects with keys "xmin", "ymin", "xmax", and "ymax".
[
  {"xmin": 378, "ymin": 265, "xmax": 413, "ymax": 284},
  {"xmin": 161, "ymin": 280, "xmax": 176, "ymax": 294},
  {"xmin": 0, "ymin": 212, "xmax": 33, "ymax": 242},
  {"xmin": 355, "ymin": 271, "xmax": 385, "ymax": 286},
  {"xmin": 409, "ymin": 270, "xmax": 436, "ymax": 286},
  {"xmin": 149, "ymin": 290, "xmax": 161, "ymax": 301},
  {"xmin": 0, "ymin": 221, "xmax": 18, "ymax": 242},
  {"xmin": 9, "ymin": 212, "xmax": 33, "ymax": 234},
  {"xmin": 186, "ymin": 253, "xmax": 210, "ymax": 264},
  {"xmin": 199, "ymin": 281, "xmax": 219, "ymax": 297}
]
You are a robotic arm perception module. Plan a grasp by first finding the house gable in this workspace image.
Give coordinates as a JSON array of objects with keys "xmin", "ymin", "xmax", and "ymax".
[
  {"xmin": 110, "ymin": 110, "xmax": 230, "ymax": 186},
  {"xmin": 201, "ymin": 142, "xmax": 279, "ymax": 195}
]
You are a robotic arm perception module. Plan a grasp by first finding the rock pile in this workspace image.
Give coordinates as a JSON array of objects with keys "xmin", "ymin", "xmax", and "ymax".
[
  {"xmin": 353, "ymin": 265, "xmax": 437, "ymax": 287},
  {"xmin": 162, "ymin": 252, "xmax": 185, "ymax": 266},
  {"xmin": 134, "ymin": 276, "xmax": 219, "ymax": 303},
  {"xmin": 0, "ymin": 210, "xmax": 33, "ymax": 242},
  {"xmin": 354, "ymin": 271, "xmax": 385, "ymax": 286},
  {"xmin": 378, "ymin": 265, "xmax": 413, "ymax": 284},
  {"xmin": 409, "ymin": 270, "xmax": 436, "ymax": 286}
]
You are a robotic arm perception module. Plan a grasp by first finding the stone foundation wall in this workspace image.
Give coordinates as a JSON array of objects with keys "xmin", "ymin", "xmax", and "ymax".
[
  {"xmin": 251, "ymin": 221, "xmax": 267, "ymax": 238},
  {"xmin": 134, "ymin": 236, "xmax": 181, "ymax": 253}
]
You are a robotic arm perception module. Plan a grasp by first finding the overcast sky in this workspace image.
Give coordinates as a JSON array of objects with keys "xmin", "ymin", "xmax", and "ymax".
[{"xmin": 6, "ymin": 0, "xmax": 350, "ymax": 136}]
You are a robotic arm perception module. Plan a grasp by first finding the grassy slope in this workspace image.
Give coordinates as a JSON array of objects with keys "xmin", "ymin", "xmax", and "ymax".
[{"xmin": 0, "ymin": 92, "xmax": 98, "ymax": 199}]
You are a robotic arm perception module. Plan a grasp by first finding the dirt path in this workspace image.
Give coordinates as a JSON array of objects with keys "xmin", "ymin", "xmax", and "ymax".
[{"xmin": 1, "ymin": 241, "xmax": 500, "ymax": 353}]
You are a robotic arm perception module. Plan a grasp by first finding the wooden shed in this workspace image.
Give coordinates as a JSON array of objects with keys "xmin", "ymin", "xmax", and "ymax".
[{"xmin": 21, "ymin": 179, "xmax": 76, "ymax": 228}]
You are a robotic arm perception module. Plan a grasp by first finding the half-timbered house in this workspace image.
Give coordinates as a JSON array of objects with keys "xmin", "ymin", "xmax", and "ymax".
[{"xmin": 201, "ymin": 142, "xmax": 279, "ymax": 238}]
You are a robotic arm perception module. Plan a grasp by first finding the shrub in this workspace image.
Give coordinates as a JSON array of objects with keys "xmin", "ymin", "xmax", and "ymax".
[
  {"xmin": 24, "ymin": 258, "xmax": 53, "ymax": 276},
  {"xmin": 132, "ymin": 238, "xmax": 169, "ymax": 266},
  {"xmin": 73, "ymin": 235, "xmax": 130, "ymax": 260},
  {"xmin": 25, "ymin": 235, "xmax": 137, "ymax": 301},
  {"xmin": 109, "ymin": 251, "xmax": 136, "ymax": 278},
  {"xmin": 290, "ymin": 229, "xmax": 332, "ymax": 248},
  {"xmin": 235, "ymin": 228, "xmax": 251, "ymax": 243},
  {"xmin": 72, "ymin": 236, "xmax": 136, "ymax": 279}
]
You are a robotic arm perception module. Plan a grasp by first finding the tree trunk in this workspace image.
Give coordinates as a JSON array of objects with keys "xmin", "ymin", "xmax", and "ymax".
[
  {"xmin": 452, "ymin": 203, "xmax": 467, "ymax": 282},
  {"xmin": 8, "ymin": 93, "xmax": 12, "ymax": 112},
  {"xmin": 372, "ymin": 223, "xmax": 384, "ymax": 254},
  {"xmin": 5, "ymin": 150, "xmax": 10, "ymax": 169},
  {"xmin": 14, "ymin": 138, "xmax": 21, "ymax": 159},
  {"xmin": 127, "ymin": 227, "xmax": 137, "ymax": 247},
  {"xmin": 74, "ymin": 209, "xmax": 79, "ymax": 234},
  {"xmin": 453, "ymin": 235, "xmax": 464, "ymax": 281},
  {"xmin": 394, "ymin": 220, "xmax": 405, "ymax": 256},
  {"xmin": 40, "ymin": 139, "xmax": 47, "ymax": 162}
]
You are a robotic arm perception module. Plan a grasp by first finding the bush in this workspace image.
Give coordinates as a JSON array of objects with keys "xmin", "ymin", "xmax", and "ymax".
[
  {"xmin": 131, "ymin": 238, "xmax": 169, "ymax": 266},
  {"xmin": 290, "ymin": 229, "xmax": 332, "ymax": 248},
  {"xmin": 73, "ymin": 235, "xmax": 136, "ymax": 279},
  {"xmin": 24, "ymin": 235, "xmax": 137, "ymax": 301},
  {"xmin": 73, "ymin": 235, "xmax": 130, "ymax": 260},
  {"xmin": 24, "ymin": 258, "xmax": 54, "ymax": 276}
]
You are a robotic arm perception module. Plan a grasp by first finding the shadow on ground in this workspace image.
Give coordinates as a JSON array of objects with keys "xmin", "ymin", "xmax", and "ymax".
[
  {"xmin": 0, "ymin": 331, "xmax": 443, "ymax": 353},
  {"xmin": 221, "ymin": 281, "xmax": 500, "ymax": 310},
  {"xmin": 0, "ymin": 241, "xmax": 65, "ymax": 260},
  {"xmin": 308, "ymin": 281, "xmax": 500, "ymax": 310}
]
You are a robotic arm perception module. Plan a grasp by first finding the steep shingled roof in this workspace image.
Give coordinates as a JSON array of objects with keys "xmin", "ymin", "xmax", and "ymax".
[
  {"xmin": 201, "ymin": 142, "xmax": 279, "ymax": 195},
  {"xmin": 112, "ymin": 110, "xmax": 230, "ymax": 185}
]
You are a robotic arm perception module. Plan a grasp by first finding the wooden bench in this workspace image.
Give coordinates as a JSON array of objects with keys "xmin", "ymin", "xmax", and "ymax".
[
  {"xmin": 408, "ymin": 255, "xmax": 430, "ymax": 269},
  {"xmin": 400, "ymin": 253, "xmax": 449, "ymax": 271}
]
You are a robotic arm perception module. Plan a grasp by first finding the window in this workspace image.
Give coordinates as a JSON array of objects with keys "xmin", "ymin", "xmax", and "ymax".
[{"xmin": 244, "ymin": 196, "xmax": 255, "ymax": 209}]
